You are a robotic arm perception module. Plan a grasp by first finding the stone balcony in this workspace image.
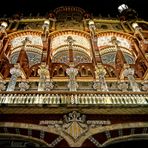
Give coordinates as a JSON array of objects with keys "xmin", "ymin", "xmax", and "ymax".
[{"xmin": 0, "ymin": 91, "xmax": 148, "ymax": 106}]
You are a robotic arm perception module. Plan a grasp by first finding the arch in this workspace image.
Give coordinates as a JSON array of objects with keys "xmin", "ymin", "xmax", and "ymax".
[
  {"xmin": 88, "ymin": 69, "xmax": 93, "ymax": 76},
  {"xmin": 0, "ymin": 133, "xmax": 49, "ymax": 147},
  {"xmin": 81, "ymin": 67, "xmax": 87, "ymax": 76},
  {"xmin": 50, "ymin": 30, "xmax": 91, "ymax": 58},
  {"xmin": 7, "ymin": 30, "xmax": 42, "ymax": 40},
  {"xmin": 96, "ymin": 31, "xmax": 136, "ymax": 59},
  {"xmin": 29, "ymin": 63, "xmax": 40, "ymax": 77},
  {"xmin": 102, "ymin": 134, "xmax": 148, "ymax": 147},
  {"xmin": 76, "ymin": 63, "xmax": 95, "ymax": 77},
  {"xmin": 51, "ymin": 63, "xmax": 69, "ymax": 77},
  {"xmin": 10, "ymin": 48, "xmax": 42, "ymax": 67},
  {"xmin": 52, "ymin": 49, "xmax": 91, "ymax": 65},
  {"xmin": 53, "ymin": 69, "xmax": 58, "ymax": 76},
  {"xmin": 80, "ymin": 122, "xmax": 148, "ymax": 147},
  {"xmin": 0, "ymin": 122, "xmax": 71, "ymax": 147},
  {"xmin": 58, "ymin": 67, "xmax": 64, "ymax": 76},
  {"xmin": 100, "ymin": 46, "xmax": 135, "ymax": 64}
]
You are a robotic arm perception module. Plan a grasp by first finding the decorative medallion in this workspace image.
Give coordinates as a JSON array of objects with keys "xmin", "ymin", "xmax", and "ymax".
[{"xmin": 62, "ymin": 111, "xmax": 88, "ymax": 141}]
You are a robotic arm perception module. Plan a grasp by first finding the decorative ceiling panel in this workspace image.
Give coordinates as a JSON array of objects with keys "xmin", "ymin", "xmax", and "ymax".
[
  {"xmin": 97, "ymin": 36, "xmax": 131, "ymax": 49},
  {"xmin": 11, "ymin": 35, "xmax": 43, "ymax": 49},
  {"xmin": 51, "ymin": 34, "xmax": 91, "ymax": 50}
]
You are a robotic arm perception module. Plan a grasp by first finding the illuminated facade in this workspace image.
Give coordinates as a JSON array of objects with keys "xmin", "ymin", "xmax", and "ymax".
[{"xmin": 0, "ymin": 5, "xmax": 148, "ymax": 147}]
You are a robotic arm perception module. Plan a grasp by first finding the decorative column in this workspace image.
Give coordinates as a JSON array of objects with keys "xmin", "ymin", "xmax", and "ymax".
[
  {"xmin": 132, "ymin": 22, "xmax": 148, "ymax": 61},
  {"xmin": 6, "ymin": 65, "xmax": 22, "ymax": 91},
  {"xmin": 65, "ymin": 36, "xmax": 75, "ymax": 63},
  {"xmin": 88, "ymin": 20, "xmax": 99, "ymax": 65},
  {"xmin": 0, "ymin": 22, "xmax": 8, "ymax": 53},
  {"xmin": 110, "ymin": 36, "xmax": 126, "ymax": 62},
  {"xmin": 93, "ymin": 64, "xmax": 108, "ymax": 91},
  {"xmin": 37, "ymin": 64, "xmax": 49, "ymax": 91},
  {"xmin": 66, "ymin": 64, "xmax": 78, "ymax": 92},
  {"xmin": 123, "ymin": 67, "xmax": 140, "ymax": 92}
]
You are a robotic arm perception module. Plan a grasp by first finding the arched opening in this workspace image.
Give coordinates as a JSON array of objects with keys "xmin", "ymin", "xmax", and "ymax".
[
  {"xmin": 105, "ymin": 139, "xmax": 148, "ymax": 148},
  {"xmin": 0, "ymin": 135, "xmax": 48, "ymax": 147}
]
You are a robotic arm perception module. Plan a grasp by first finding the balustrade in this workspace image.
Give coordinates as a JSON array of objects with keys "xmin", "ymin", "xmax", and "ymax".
[{"xmin": 0, "ymin": 92, "xmax": 147, "ymax": 105}]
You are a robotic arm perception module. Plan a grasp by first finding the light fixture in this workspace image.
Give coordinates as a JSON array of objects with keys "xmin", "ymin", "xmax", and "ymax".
[
  {"xmin": 0, "ymin": 21, "xmax": 8, "ymax": 36},
  {"xmin": 132, "ymin": 22, "xmax": 144, "ymax": 40},
  {"xmin": 88, "ymin": 20, "xmax": 96, "ymax": 33},
  {"xmin": 118, "ymin": 4, "xmax": 128, "ymax": 13},
  {"xmin": 42, "ymin": 20, "xmax": 50, "ymax": 31},
  {"xmin": 1, "ymin": 22, "xmax": 8, "ymax": 28},
  {"xmin": 44, "ymin": 20, "xmax": 50, "ymax": 25},
  {"xmin": 132, "ymin": 22, "xmax": 139, "ymax": 29},
  {"xmin": 42, "ymin": 20, "xmax": 50, "ymax": 41},
  {"xmin": 88, "ymin": 20, "xmax": 95, "ymax": 26}
]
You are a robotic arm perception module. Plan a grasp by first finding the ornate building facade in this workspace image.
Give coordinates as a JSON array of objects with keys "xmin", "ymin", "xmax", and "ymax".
[{"xmin": 0, "ymin": 4, "xmax": 148, "ymax": 147}]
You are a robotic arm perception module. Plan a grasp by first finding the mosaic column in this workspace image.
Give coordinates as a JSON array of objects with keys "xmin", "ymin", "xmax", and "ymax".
[
  {"xmin": 6, "ymin": 65, "xmax": 22, "ymax": 91},
  {"xmin": 38, "ymin": 64, "xmax": 49, "ymax": 91},
  {"xmin": 123, "ymin": 67, "xmax": 140, "ymax": 92},
  {"xmin": 93, "ymin": 64, "xmax": 108, "ymax": 91},
  {"xmin": 66, "ymin": 64, "xmax": 78, "ymax": 92}
]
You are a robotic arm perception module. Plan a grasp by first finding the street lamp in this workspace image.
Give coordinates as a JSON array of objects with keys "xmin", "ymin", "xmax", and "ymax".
[{"xmin": 118, "ymin": 4, "xmax": 128, "ymax": 13}]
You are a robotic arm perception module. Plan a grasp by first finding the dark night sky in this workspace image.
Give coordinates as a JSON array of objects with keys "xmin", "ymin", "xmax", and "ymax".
[{"xmin": 0, "ymin": 0, "xmax": 148, "ymax": 20}]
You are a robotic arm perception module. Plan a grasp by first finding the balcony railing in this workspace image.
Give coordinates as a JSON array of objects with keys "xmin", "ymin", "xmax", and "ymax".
[{"xmin": 0, "ymin": 91, "xmax": 148, "ymax": 106}]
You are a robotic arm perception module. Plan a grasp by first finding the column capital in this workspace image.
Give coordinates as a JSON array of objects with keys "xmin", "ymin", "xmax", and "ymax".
[
  {"xmin": 10, "ymin": 65, "xmax": 22, "ymax": 77},
  {"xmin": 95, "ymin": 64, "xmax": 106, "ymax": 76},
  {"xmin": 66, "ymin": 67, "xmax": 78, "ymax": 78},
  {"xmin": 38, "ymin": 64, "xmax": 49, "ymax": 77},
  {"xmin": 123, "ymin": 67, "xmax": 134, "ymax": 77}
]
